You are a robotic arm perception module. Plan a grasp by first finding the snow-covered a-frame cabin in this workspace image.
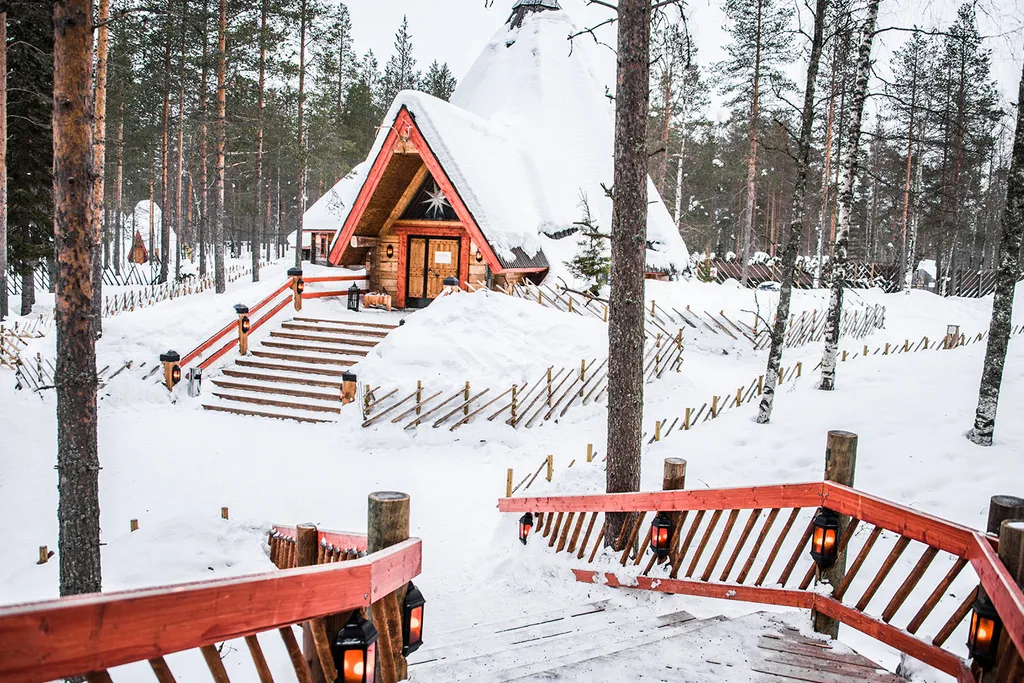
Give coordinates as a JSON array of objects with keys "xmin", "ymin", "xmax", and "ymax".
[{"xmin": 307, "ymin": 0, "xmax": 689, "ymax": 309}]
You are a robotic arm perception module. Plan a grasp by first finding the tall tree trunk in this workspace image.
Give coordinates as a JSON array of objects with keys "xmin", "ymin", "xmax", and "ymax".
[
  {"xmin": 0, "ymin": 11, "xmax": 7, "ymax": 322},
  {"xmin": 148, "ymin": 152, "xmax": 155, "ymax": 261},
  {"xmin": 739, "ymin": 0, "xmax": 763, "ymax": 287},
  {"xmin": 967, "ymin": 61, "xmax": 1024, "ymax": 446},
  {"xmin": 294, "ymin": 0, "xmax": 307, "ymax": 269},
  {"xmin": 214, "ymin": 0, "xmax": 226, "ymax": 292},
  {"xmin": 757, "ymin": 0, "xmax": 828, "ymax": 424},
  {"xmin": 113, "ymin": 103, "xmax": 122, "ymax": 275},
  {"xmin": 53, "ymin": 0, "xmax": 102, "ymax": 599},
  {"xmin": 198, "ymin": 0, "xmax": 209, "ymax": 278},
  {"xmin": 898, "ymin": 63, "xmax": 917, "ymax": 292},
  {"xmin": 175, "ymin": 0, "xmax": 186, "ymax": 278},
  {"xmin": 604, "ymin": 0, "xmax": 650, "ymax": 546},
  {"xmin": 818, "ymin": 0, "xmax": 880, "ymax": 391},
  {"xmin": 20, "ymin": 261, "xmax": 34, "ymax": 315},
  {"xmin": 905, "ymin": 144, "xmax": 922, "ymax": 290},
  {"xmin": 159, "ymin": 16, "xmax": 171, "ymax": 284},
  {"xmin": 90, "ymin": 0, "xmax": 108, "ymax": 337},
  {"xmin": 253, "ymin": 0, "xmax": 266, "ymax": 282}
]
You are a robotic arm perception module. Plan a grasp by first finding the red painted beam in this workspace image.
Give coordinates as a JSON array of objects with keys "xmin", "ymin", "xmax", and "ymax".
[
  {"xmin": 0, "ymin": 538, "xmax": 421, "ymax": 683},
  {"xmin": 498, "ymin": 482, "xmax": 826, "ymax": 514},
  {"xmin": 303, "ymin": 275, "xmax": 365, "ymax": 283}
]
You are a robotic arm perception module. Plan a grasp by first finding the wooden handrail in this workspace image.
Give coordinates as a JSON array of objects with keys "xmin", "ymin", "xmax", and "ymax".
[{"xmin": 0, "ymin": 538, "xmax": 421, "ymax": 683}]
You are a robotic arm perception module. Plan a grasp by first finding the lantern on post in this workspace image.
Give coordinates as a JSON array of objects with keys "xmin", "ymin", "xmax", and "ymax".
[
  {"xmin": 348, "ymin": 283, "xmax": 361, "ymax": 311},
  {"xmin": 160, "ymin": 350, "xmax": 181, "ymax": 392},
  {"xmin": 518, "ymin": 512, "xmax": 533, "ymax": 544},
  {"xmin": 809, "ymin": 508, "xmax": 841, "ymax": 569},
  {"xmin": 967, "ymin": 593, "xmax": 1001, "ymax": 667},
  {"xmin": 341, "ymin": 371, "xmax": 358, "ymax": 405},
  {"xmin": 288, "ymin": 267, "xmax": 304, "ymax": 311},
  {"xmin": 333, "ymin": 612, "xmax": 378, "ymax": 683},
  {"xmin": 402, "ymin": 582, "xmax": 426, "ymax": 656},
  {"xmin": 234, "ymin": 304, "xmax": 250, "ymax": 356},
  {"xmin": 650, "ymin": 512, "xmax": 673, "ymax": 559}
]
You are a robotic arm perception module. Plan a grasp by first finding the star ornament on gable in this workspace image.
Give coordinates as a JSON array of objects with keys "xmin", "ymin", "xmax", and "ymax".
[{"xmin": 422, "ymin": 183, "xmax": 450, "ymax": 219}]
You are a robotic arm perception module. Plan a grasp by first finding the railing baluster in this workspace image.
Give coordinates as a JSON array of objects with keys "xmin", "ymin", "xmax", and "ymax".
[
  {"xmin": 855, "ymin": 536, "xmax": 911, "ymax": 611},
  {"xmin": 720, "ymin": 509, "xmax": 761, "ymax": 582},
  {"xmin": 200, "ymin": 644, "xmax": 231, "ymax": 683},
  {"xmin": 931, "ymin": 585, "xmax": 979, "ymax": 647},
  {"xmin": 670, "ymin": 510, "xmax": 704, "ymax": 579},
  {"xmin": 567, "ymin": 512, "xmax": 587, "ymax": 554},
  {"xmin": 588, "ymin": 519, "xmax": 607, "ymax": 563},
  {"xmin": 702, "ymin": 509, "xmax": 739, "ymax": 582},
  {"xmin": 557, "ymin": 512, "xmax": 576, "ymax": 553},
  {"xmin": 542, "ymin": 511, "xmax": 554, "ymax": 538},
  {"xmin": 309, "ymin": 618, "xmax": 338, "ymax": 682},
  {"xmin": 86, "ymin": 671, "xmax": 114, "ymax": 683},
  {"xmin": 148, "ymin": 656, "xmax": 177, "ymax": 683},
  {"xmin": 777, "ymin": 515, "xmax": 815, "ymax": 587},
  {"xmin": 800, "ymin": 519, "xmax": 860, "ymax": 590},
  {"xmin": 245, "ymin": 634, "xmax": 276, "ymax": 683},
  {"xmin": 577, "ymin": 512, "xmax": 598, "ymax": 560},
  {"xmin": 882, "ymin": 547, "xmax": 939, "ymax": 623},
  {"xmin": 618, "ymin": 512, "xmax": 647, "ymax": 565},
  {"xmin": 686, "ymin": 509, "xmax": 723, "ymax": 578},
  {"xmin": 755, "ymin": 509, "xmax": 799, "ymax": 586},
  {"xmin": 547, "ymin": 512, "xmax": 564, "ymax": 546},
  {"xmin": 737, "ymin": 508, "xmax": 779, "ymax": 584},
  {"xmin": 907, "ymin": 557, "xmax": 968, "ymax": 634},
  {"xmin": 279, "ymin": 626, "xmax": 313, "ymax": 683},
  {"xmin": 834, "ymin": 525, "xmax": 883, "ymax": 600}
]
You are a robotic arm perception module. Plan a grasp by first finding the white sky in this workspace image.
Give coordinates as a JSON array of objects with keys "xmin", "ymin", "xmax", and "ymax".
[{"xmin": 345, "ymin": 0, "xmax": 1022, "ymax": 119}]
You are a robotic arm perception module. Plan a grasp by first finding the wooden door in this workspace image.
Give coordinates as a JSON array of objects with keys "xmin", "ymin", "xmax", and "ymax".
[
  {"xmin": 426, "ymin": 239, "xmax": 460, "ymax": 298},
  {"xmin": 407, "ymin": 238, "xmax": 427, "ymax": 300}
]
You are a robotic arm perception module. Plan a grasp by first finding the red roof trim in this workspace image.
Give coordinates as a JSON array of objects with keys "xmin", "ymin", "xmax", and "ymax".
[{"xmin": 327, "ymin": 106, "xmax": 506, "ymax": 274}]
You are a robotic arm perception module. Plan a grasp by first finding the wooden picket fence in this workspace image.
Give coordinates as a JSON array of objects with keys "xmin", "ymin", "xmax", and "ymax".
[{"xmin": 102, "ymin": 263, "xmax": 257, "ymax": 317}]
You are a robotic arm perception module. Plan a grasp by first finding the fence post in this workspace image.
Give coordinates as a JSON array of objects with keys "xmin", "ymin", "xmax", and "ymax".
[
  {"xmin": 663, "ymin": 458, "xmax": 686, "ymax": 563},
  {"xmin": 992, "ymin": 519, "xmax": 1024, "ymax": 682},
  {"xmin": 511, "ymin": 384, "xmax": 518, "ymax": 423},
  {"xmin": 546, "ymin": 454, "xmax": 554, "ymax": 482},
  {"xmin": 368, "ymin": 491, "xmax": 411, "ymax": 683},
  {"xmin": 813, "ymin": 430, "xmax": 858, "ymax": 639},
  {"xmin": 296, "ymin": 523, "xmax": 329, "ymax": 683},
  {"xmin": 506, "ymin": 469, "xmax": 513, "ymax": 498},
  {"xmin": 586, "ymin": 443, "xmax": 594, "ymax": 463}
]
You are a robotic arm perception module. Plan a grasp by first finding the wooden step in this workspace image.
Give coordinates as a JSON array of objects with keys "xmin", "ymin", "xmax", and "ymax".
[
  {"xmin": 235, "ymin": 358, "xmax": 349, "ymax": 375},
  {"xmin": 202, "ymin": 403, "xmax": 336, "ymax": 424},
  {"xmin": 279, "ymin": 323, "xmax": 382, "ymax": 345},
  {"xmin": 221, "ymin": 368, "xmax": 343, "ymax": 389},
  {"xmin": 293, "ymin": 316, "xmax": 398, "ymax": 330},
  {"xmin": 274, "ymin": 328, "xmax": 380, "ymax": 347},
  {"xmin": 278, "ymin": 325, "xmax": 389, "ymax": 339},
  {"xmin": 261, "ymin": 340, "xmax": 369, "ymax": 357},
  {"xmin": 211, "ymin": 390, "xmax": 342, "ymax": 414},
  {"xmin": 249, "ymin": 350, "xmax": 355, "ymax": 366},
  {"xmin": 211, "ymin": 379, "xmax": 341, "ymax": 402}
]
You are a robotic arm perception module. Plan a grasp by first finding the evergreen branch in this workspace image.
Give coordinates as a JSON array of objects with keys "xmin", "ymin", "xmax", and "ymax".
[
  {"xmin": 95, "ymin": 6, "xmax": 166, "ymax": 29},
  {"xmin": 586, "ymin": 0, "xmax": 619, "ymax": 11}
]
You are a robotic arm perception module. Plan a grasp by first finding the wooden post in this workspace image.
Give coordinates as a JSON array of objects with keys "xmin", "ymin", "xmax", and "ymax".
[
  {"xmin": 711, "ymin": 395, "xmax": 718, "ymax": 418},
  {"xmin": 37, "ymin": 546, "xmax": 48, "ymax": 564},
  {"xmin": 160, "ymin": 350, "xmax": 180, "ymax": 392},
  {"xmin": 654, "ymin": 420, "xmax": 662, "ymax": 442},
  {"xmin": 130, "ymin": 519, "xmax": 139, "ymax": 532},
  {"xmin": 842, "ymin": 350, "xmax": 847, "ymax": 362},
  {"xmin": 992, "ymin": 519, "xmax": 1024, "ymax": 682},
  {"xmin": 796, "ymin": 361, "xmax": 802, "ymax": 378},
  {"xmin": 757, "ymin": 375, "xmax": 763, "ymax": 396},
  {"xmin": 580, "ymin": 359, "xmax": 586, "ymax": 397},
  {"xmin": 506, "ymin": 468, "xmax": 513, "ymax": 498},
  {"xmin": 546, "ymin": 454, "xmax": 553, "ymax": 482},
  {"xmin": 684, "ymin": 407, "xmax": 691, "ymax": 430},
  {"xmin": 736, "ymin": 386, "xmax": 743, "ymax": 406},
  {"xmin": 567, "ymin": 296, "xmax": 573, "ymax": 313},
  {"xmin": 235, "ymin": 304, "xmax": 250, "ymax": 356},
  {"xmin": 813, "ymin": 430, "xmax": 858, "ymax": 638},
  {"xmin": 662, "ymin": 458, "xmax": 687, "ymax": 562},
  {"xmin": 464, "ymin": 381, "xmax": 470, "ymax": 416},
  {"xmin": 546, "ymin": 367, "xmax": 552, "ymax": 407},
  {"xmin": 884, "ymin": 342, "xmax": 890, "ymax": 355},
  {"xmin": 650, "ymin": 300, "xmax": 656, "ymax": 316},
  {"xmin": 586, "ymin": 443, "xmax": 594, "ymax": 462},
  {"xmin": 368, "ymin": 492, "xmax": 411, "ymax": 683},
  {"xmin": 221, "ymin": 507, "xmax": 229, "ymax": 520},
  {"xmin": 863, "ymin": 344, "xmax": 868, "ymax": 357},
  {"xmin": 416, "ymin": 380, "xmax": 422, "ymax": 416},
  {"xmin": 603, "ymin": 305, "xmax": 608, "ymax": 322},
  {"xmin": 288, "ymin": 267, "xmax": 303, "ymax": 312},
  {"xmin": 296, "ymin": 523, "xmax": 327, "ymax": 683},
  {"xmin": 510, "ymin": 384, "xmax": 518, "ymax": 423}
]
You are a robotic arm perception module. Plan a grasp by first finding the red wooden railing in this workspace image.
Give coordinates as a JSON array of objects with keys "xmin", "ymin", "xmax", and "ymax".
[
  {"xmin": 0, "ymin": 534, "xmax": 421, "ymax": 683},
  {"xmin": 499, "ymin": 481, "xmax": 1024, "ymax": 682}
]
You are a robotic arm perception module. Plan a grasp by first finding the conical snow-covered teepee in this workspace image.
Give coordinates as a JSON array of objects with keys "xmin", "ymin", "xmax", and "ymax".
[{"xmin": 305, "ymin": 2, "xmax": 688, "ymax": 307}]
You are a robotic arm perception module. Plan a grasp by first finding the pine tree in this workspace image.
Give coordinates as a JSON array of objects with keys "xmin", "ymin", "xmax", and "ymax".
[
  {"xmin": 565, "ymin": 198, "xmax": 610, "ymax": 296},
  {"xmin": 380, "ymin": 15, "xmax": 420, "ymax": 105},
  {"xmin": 423, "ymin": 60, "xmax": 457, "ymax": 101},
  {"xmin": 0, "ymin": 9, "xmax": 7, "ymax": 322}
]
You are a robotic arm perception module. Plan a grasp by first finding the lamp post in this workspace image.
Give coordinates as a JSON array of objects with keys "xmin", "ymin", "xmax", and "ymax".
[
  {"xmin": 401, "ymin": 583, "xmax": 426, "ymax": 656},
  {"xmin": 288, "ymin": 267, "xmax": 304, "ymax": 311},
  {"xmin": 333, "ymin": 612, "xmax": 378, "ymax": 683},
  {"xmin": 234, "ymin": 304, "xmax": 250, "ymax": 356},
  {"xmin": 160, "ymin": 350, "xmax": 181, "ymax": 392},
  {"xmin": 341, "ymin": 371, "xmax": 357, "ymax": 405},
  {"xmin": 809, "ymin": 507, "xmax": 841, "ymax": 570}
]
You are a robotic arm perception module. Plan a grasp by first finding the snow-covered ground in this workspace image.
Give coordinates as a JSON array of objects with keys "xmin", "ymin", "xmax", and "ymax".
[{"xmin": 1, "ymin": 276, "xmax": 1021, "ymax": 681}]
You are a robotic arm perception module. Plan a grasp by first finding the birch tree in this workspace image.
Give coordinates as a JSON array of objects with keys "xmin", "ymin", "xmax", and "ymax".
[
  {"xmin": 966, "ymin": 59, "xmax": 1024, "ymax": 446},
  {"xmin": 756, "ymin": 0, "xmax": 828, "ymax": 423},
  {"xmin": 53, "ymin": 0, "xmax": 102, "ymax": 598},
  {"xmin": 818, "ymin": 0, "xmax": 880, "ymax": 391}
]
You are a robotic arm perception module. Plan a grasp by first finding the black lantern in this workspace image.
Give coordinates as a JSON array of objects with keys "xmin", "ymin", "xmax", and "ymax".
[
  {"xmin": 809, "ymin": 508, "xmax": 841, "ymax": 569},
  {"xmin": 443, "ymin": 276, "xmax": 458, "ymax": 288},
  {"xmin": 402, "ymin": 583, "xmax": 426, "ymax": 656},
  {"xmin": 475, "ymin": 249, "xmax": 483, "ymax": 263},
  {"xmin": 967, "ymin": 593, "xmax": 1001, "ymax": 667},
  {"xmin": 296, "ymin": 278, "xmax": 305, "ymax": 294},
  {"xmin": 348, "ymin": 283, "xmax": 360, "ymax": 311},
  {"xmin": 333, "ymin": 612, "xmax": 378, "ymax": 683},
  {"xmin": 650, "ymin": 512, "xmax": 673, "ymax": 559},
  {"xmin": 171, "ymin": 365, "xmax": 182, "ymax": 385},
  {"xmin": 518, "ymin": 512, "xmax": 533, "ymax": 544},
  {"xmin": 386, "ymin": 244, "xmax": 395, "ymax": 259}
]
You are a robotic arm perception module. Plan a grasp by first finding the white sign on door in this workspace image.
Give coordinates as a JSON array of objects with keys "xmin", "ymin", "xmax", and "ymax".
[{"xmin": 434, "ymin": 251, "xmax": 452, "ymax": 264}]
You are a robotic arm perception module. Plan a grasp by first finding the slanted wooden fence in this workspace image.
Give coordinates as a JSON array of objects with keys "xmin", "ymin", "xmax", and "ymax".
[
  {"xmin": 102, "ymin": 263, "xmax": 256, "ymax": 317},
  {"xmin": 500, "ymin": 480, "xmax": 1024, "ymax": 682}
]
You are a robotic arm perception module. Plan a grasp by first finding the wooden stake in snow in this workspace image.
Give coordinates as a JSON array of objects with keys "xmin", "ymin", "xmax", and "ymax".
[
  {"xmin": 38, "ymin": 546, "xmax": 49, "ymax": 565},
  {"xmin": 221, "ymin": 507, "xmax": 229, "ymax": 520},
  {"xmin": 506, "ymin": 469, "xmax": 513, "ymax": 498},
  {"xmin": 368, "ymin": 491, "xmax": 411, "ymax": 681},
  {"xmin": 546, "ymin": 455, "xmax": 553, "ymax": 482},
  {"xmin": 130, "ymin": 519, "xmax": 138, "ymax": 532},
  {"xmin": 813, "ymin": 430, "xmax": 857, "ymax": 638},
  {"xmin": 586, "ymin": 443, "xmax": 594, "ymax": 463}
]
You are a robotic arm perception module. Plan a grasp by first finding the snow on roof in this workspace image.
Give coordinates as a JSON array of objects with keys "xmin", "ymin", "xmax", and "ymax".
[{"xmin": 314, "ymin": 6, "xmax": 688, "ymax": 274}]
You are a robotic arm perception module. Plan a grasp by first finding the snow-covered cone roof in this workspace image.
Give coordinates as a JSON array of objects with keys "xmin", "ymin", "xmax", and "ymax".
[{"xmin": 311, "ymin": 5, "xmax": 689, "ymax": 275}]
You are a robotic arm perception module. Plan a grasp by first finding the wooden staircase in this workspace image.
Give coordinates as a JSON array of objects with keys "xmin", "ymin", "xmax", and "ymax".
[
  {"xmin": 408, "ymin": 602, "xmax": 906, "ymax": 682},
  {"xmin": 202, "ymin": 316, "xmax": 398, "ymax": 423}
]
